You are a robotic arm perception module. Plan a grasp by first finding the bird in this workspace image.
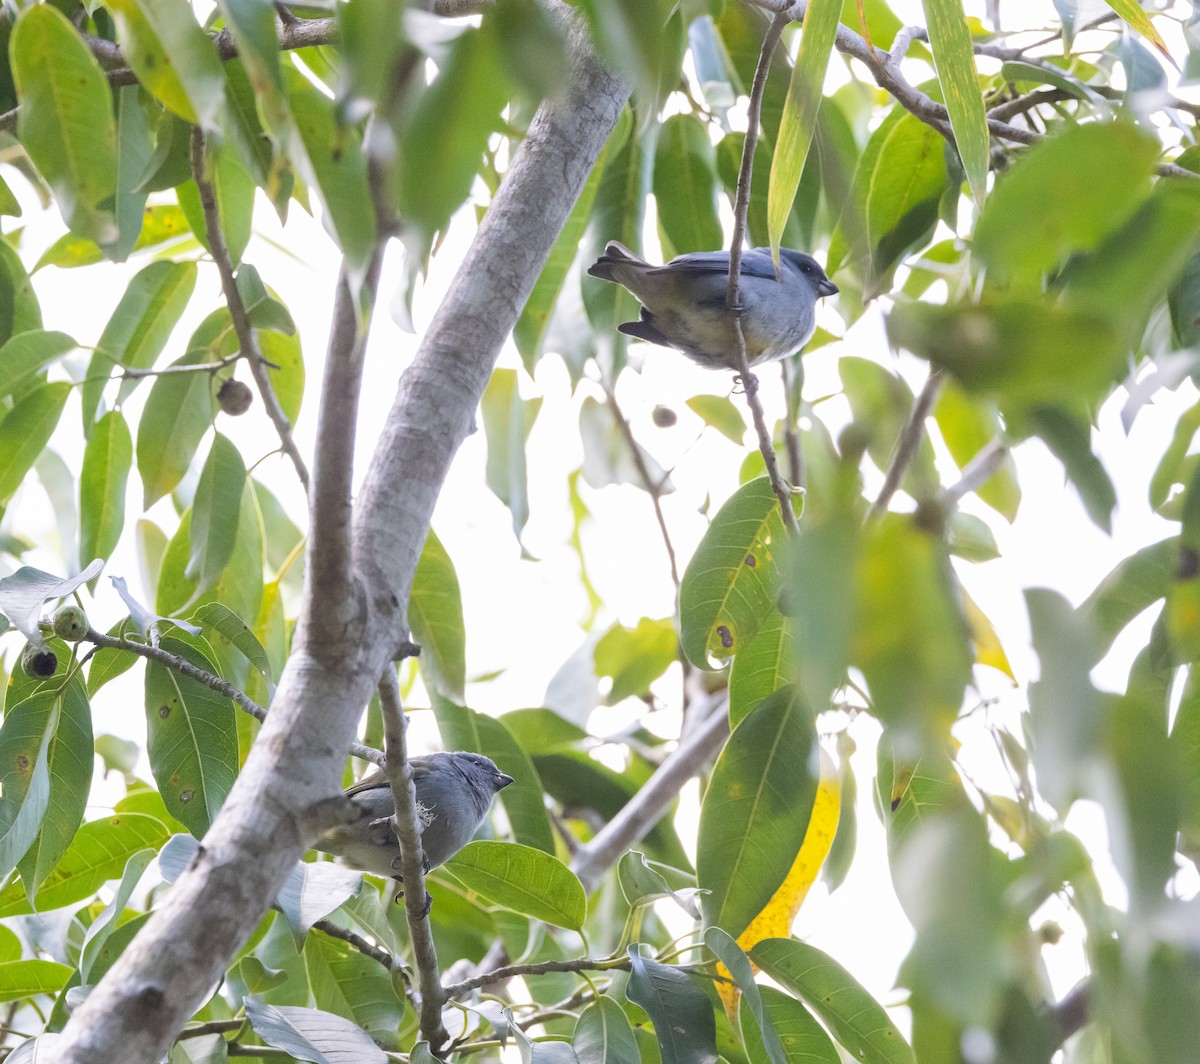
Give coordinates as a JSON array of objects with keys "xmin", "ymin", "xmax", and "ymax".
[
  {"xmin": 317, "ymin": 751, "xmax": 514, "ymax": 895},
  {"xmin": 587, "ymin": 242, "xmax": 837, "ymax": 371}
]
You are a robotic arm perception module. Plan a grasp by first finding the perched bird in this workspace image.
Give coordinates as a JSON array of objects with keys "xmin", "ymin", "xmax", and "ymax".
[
  {"xmin": 317, "ymin": 751, "xmax": 514, "ymax": 883},
  {"xmin": 587, "ymin": 242, "xmax": 837, "ymax": 371}
]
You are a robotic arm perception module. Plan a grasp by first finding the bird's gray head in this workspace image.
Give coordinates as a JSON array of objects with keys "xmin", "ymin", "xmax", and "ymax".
[
  {"xmin": 447, "ymin": 752, "xmax": 514, "ymax": 798},
  {"xmin": 778, "ymin": 249, "xmax": 838, "ymax": 298}
]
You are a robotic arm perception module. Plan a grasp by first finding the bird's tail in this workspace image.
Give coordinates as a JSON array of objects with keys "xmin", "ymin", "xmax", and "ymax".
[{"xmin": 587, "ymin": 241, "xmax": 650, "ymax": 282}]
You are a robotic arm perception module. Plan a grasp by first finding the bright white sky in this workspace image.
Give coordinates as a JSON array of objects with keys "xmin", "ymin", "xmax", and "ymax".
[{"xmin": 7, "ymin": 0, "xmax": 1200, "ymax": 1046}]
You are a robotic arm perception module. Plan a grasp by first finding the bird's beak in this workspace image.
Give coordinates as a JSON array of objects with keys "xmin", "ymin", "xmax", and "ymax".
[
  {"xmin": 497, "ymin": 774, "xmax": 515, "ymax": 790},
  {"xmin": 817, "ymin": 278, "xmax": 838, "ymax": 298}
]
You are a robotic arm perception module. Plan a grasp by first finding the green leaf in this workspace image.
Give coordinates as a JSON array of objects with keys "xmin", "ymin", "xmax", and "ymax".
[
  {"xmin": 409, "ymin": 529, "xmax": 466, "ymax": 703},
  {"xmin": 705, "ymin": 928, "xmax": 788, "ymax": 1064},
  {"xmin": 444, "ymin": 841, "xmax": 586, "ymax": 930},
  {"xmin": 728, "ymin": 612, "xmax": 798, "ymax": 727},
  {"xmin": 36, "ymin": 205, "xmax": 194, "ymax": 273},
  {"xmin": 1100, "ymin": 0, "xmax": 1173, "ymax": 61},
  {"xmin": 933, "ymin": 381, "xmax": 1019, "ymax": 519},
  {"xmin": 434, "ymin": 700, "xmax": 554, "ymax": 854},
  {"xmin": 0, "ymin": 331, "xmax": 76, "ymax": 403},
  {"xmin": 393, "ymin": 27, "xmax": 509, "ymax": 238},
  {"xmin": 740, "ymin": 986, "xmax": 840, "ymax": 1064},
  {"xmin": 0, "ymin": 960, "xmax": 72, "ymax": 1002},
  {"xmin": 107, "ymin": 0, "xmax": 226, "ymax": 128},
  {"xmin": 14, "ymin": 679, "xmax": 92, "ymax": 901},
  {"xmin": 920, "ymin": 0, "xmax": 988, "ymax": 205},
  {"xmin": 136, "ymin": 350, "xmax": 218, "ymax": 508},
  {"xmin": 686, "ymin": 395, "xmax": 745, "ymax": 444},
  {"xmin": 0, "ymin": 691, "xmax": 58, "ymax": 884},
  {"xmin": 177, "ymin": 148, "xmax": 255, "ymax": 269},
  {"xmin": 767, "ymin": 0, "xmax": 841, "ymax": 252},
  {"xmin": 481, "ymin": 368, "xmax": 543, "ymax": 541},
  {"xmin": 144, "ymin": 635, "xmax": 238, "ymax": 835},
  {"xmin": 625, "ymin": 945, "xmax": 718, "ymax": 1064},
  {"xmin": 0, "ymin": 382, "xmax": 70, "ymax": 504},
  {"xmin": 215, "ymin": 0, "xmax": 284, "ymax": 112},
  {"xmin": 80, "ymin": 411, "xmax": 133, "ymax": 567},
  {"xmin": 244, "ymin": 997, "xmax": 389, "ymax": 1064},
  {"xmin": 185, "ymin": 434, "xmax": 246, "ymax": 591},
  {"xmin": 886, "ymin": 300, "xmax": 1126, "ymax": 411},
  {"xmin": 973, "ymin": 123, "xmax": 1159, "ymax": 282},
  {"xmin": 0, "ymin": 811, "xmax": 169, "ymax": 917},
  {"xmin": 654, "ymin": 113, "xmax": 722, "ymax": 255},
  {"xmin": 829, "ymin": 109, "xmax": 948, "ymax": 297},
  {"xmin": 752, "ymin": 938, "xmax": 915, "ymax": 1064},
  {"xmin": 853, "ymin": 515, "xmax": 973, "ymax": 737},
  {"xmin": 1080, "ymin": 538, "xmax": 1175, "ymax": 657},
  {"xmin": 594, "ymin": 617, "xmax": 677, "ymax": 704},
  {"xmin": 679, "ymin": 477, "xmax": 788, "ymax": 668},
  {"xmin": 573, "ymin": 997, "xmax": 639, "ymax": 1064},
  {"xmin": 1022, "ymin": 406, "xmax": 1116, "ymax": 533},
  {"xmin": 79, "ymin": 847, "xmax": 156, "ymax": 981},
  {"xmin": 110, "ymin": 84, "xmax": 153, "ymax": 262},
  {"xmin": 303, "ymin": 930, "xmax": 406, "ymax": 1045},
  {"xmin": 11, "ymin": 6, "xmax": 117, "ymax": 244},
  {"xmin": 84, "ymin": 260, "xmax": 199, "ymax": 431},
  {"xmin": 283, "ymin": 65, "xmax": 376, "ymax": 274},
  {"xmin": 697, "ymin": 687, "xmax": 817, "ymax": 938},
  {"xmin": 190, "ymin": 601, "xmax": 273, "ymax": 689}
]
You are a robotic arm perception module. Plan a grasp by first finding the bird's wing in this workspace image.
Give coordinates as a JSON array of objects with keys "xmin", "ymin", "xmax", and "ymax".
[
  {"xmin": 344, "ymin": 769, "xmax": 389, "ymax": 797},
  {"xmin": 649, "ymin": 249, "xmax": 778, "ymax": 281}
]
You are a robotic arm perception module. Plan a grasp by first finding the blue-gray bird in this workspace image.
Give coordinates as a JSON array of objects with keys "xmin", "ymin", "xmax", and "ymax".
[
  {"xmin": 587, "ymin": 242, "xmax": 837, "ymax": 371},
  {"xmin": 318, "ymin": 752, "xmax": 513, "ymax": 881}
]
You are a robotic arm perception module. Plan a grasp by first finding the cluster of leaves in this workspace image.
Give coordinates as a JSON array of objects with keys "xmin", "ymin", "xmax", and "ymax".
[{"xmin": 1, "ymin": 0, "xmax": 1200, "ymax": 1060}]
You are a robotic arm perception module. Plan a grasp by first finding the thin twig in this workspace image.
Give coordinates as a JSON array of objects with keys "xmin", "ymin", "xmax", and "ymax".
[
  {"xmin": 724, "ymin": 13, "xmax": 799, "ymax": 532},
  {"xmin": 378, "ymin": 670, "xmax": 447, "ymax": 1048},
  {"xmin": 189, "ymin": 128, "xmax": 311, "ymax": 491},
  {"xmin": 174, "ymin": 1019, "xmax": 245, "ymax": 1041},
  {"xmin": 943, "ymin": 436, "xmax": 1007, "ymax": 507},
  {"xmin": 442, "ymin": 956, "xmax": 632, "ymax": 1001},
  {"xmin": 868, "ymin": 370, "xmax": 943, "ymax": 520},
  {"xmin": 310, "ymin": 918, "xmax": 403, "ymax": 977},
  {"xmin": 781, "ymin": 360, "xmax": 804, "ymax": 490},
  {"xmin": 83, "ymin": 628, "xmax": 385, "ymax": 767},
  {"xmin": 600, "ymin": 381, "xmax": 681, "ymax": 588}
]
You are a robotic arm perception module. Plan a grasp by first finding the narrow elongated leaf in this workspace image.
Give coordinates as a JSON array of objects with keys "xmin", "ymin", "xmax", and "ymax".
[
  {"xmin": 177, "ymin": 149, "xmax": 255, "ymax": 269},
  {"xmin": 144, "ymin": 636, "xmax": 238, "ymax": 835},
  {"xmin": 0, "ymin": 961, "xmax": 71, "ymax": 1002},
  {"xmin": 679, "ymin": 477, "xmax": 788, "ymax": 668},
  {"xmin": 728, "ymin": 612, "xmax": 798, "ymax": 726},
  {"xmin": 107, "ymin": 0, "xmax": 226, "ymax": 128},
  {"xmin": 0, "ymin": 812, "xmax": 169, "ymax": 917},
  {"xmin": 1101, "ymin": 0, "xmax": 1172, "ymax": 60},
  {"xmin": 15, "ymin": 679, "xmax": 93, "ymax": 901},
  {"xmin": 752, "ymin": 938, "xmax": 915, "ymax": 1064},
  {"xmin": 921, "ymin": 0, "xmax": 988, "ymax": 206},
  {"xmin": 697, "ymin": 687, "xmax": 817, "ymax": 937},
  {"xmin": 80, "ymin": 411, "xmax": 133, "ymax": 567},
  {"xmin": 706, "ymin": 928, "xmax": 787, "ymax": 1064},
  {"xmin": 409, "ymin": 529, "xmax": 466, "ymax": 702},
  {"xmin": 573, "ymin": 997, "xmax": 639, "ymax": 1064},
  {"xmin": 767, "ymin": 0, "xmax": 841, "ymax": 252},
  {"xmin": 190, "ymin": 601, "xmax": 273, "ymax": 688},
  {"xmin": 0, "ymin": 382, "xmax": 70, "ymax": 504},
  {"xmin": 445, "ymin": 841, "xmax": 586, "ymax": 930},
  {"xmin": 654, "ymin": 113, "xmax": 722, "ymax": 254},
  {"xmin": 740, "ymin": 987, "xmax": 840, "ymax": 1064},
  {"xmin": 244, "ymin": 997, "xmax": 388, "ymax": 1064},
  {"xmin": 594, "ymin": 617, "xmax": 677, "ymax": 704},
  {"xmin": 11, "ymin": 6, "xmax": 117, "ymax": 243},
  {"xmin": 481, "ymin": 368, "xmax": 543, "ymax": 541},
  {"xmin": 79, "ymin": 848, "xmax": 155, "ymax": 981},
  {"xmin": 625, "ymin": 946, "xmax": 718, "ymax": 1064},
  {"xmin": 186, "ymin": 434, "xmax": 246, "ymax": 591},
  {"xmin": 0, "ymin": 692, "xmax": 58, "ymax": 883},
  {"xmin": 0, "ymin": 331, "xmax": 76, "ymax": 403},
  {"xmin": 304, "ymin": 931, "xmax": 405, "ymax": 1045},
  {"xmin": 136, "ymin": 350, "xmax": 217, "ymax": 507}
]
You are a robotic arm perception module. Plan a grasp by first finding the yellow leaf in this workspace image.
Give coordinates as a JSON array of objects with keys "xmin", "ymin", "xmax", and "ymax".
[
  {"xmin": 962, "ymin": 588, "xmax": 1016, "ymax": 683},
  {"xmin": 716, "ymin": 749, "xmax": 841, "ymax": 1018}
]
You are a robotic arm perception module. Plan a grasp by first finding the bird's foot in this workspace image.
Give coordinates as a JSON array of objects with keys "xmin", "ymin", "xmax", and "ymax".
[
  {"xmin": 390, "ymin": 882, "xmax": 433, "ymax": 918},
  {"xmin": 733, "ymin": 372, "xmax": 759, "ymax": 397}
]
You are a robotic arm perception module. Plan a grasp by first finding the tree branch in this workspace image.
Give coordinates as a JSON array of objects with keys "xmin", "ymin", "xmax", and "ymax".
[
  {"xmin": 868, "ymin": 370, "xmax": 943, "ymax": 520},
  {"xmin": 189, "ymin": 128, "xmax": 311, "ymax": 491},
  {"xmin": 378, "ymin": 669, "xmax": 447, "ymax": 1047},
  {"xmin": 571, "ymin": 691, "xmax": 729, "ymax": 892},
  {"xmin": 943, "ymin": 436, "xmax": 1008, "ymax": 507},
  {"xmin": 442, "ymin": 956, "xmax": 632, "ymax": 1001},
  {"xmin": 83, "ymin": 627, "xmax": 385, "ymax": 767},
  {"xmin": 55, "ymin": 8, "xmax": 628, "ymax": 1060}
]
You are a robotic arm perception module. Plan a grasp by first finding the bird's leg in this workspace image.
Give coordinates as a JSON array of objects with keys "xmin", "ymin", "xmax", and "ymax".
[{"xmin": 733, "ymin": 371, "xmax": 759, "ymax": 397}]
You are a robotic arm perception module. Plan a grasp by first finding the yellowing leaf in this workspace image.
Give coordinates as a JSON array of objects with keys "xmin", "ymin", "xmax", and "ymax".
[
  {"xmin": 962, "ymin": 588, "xmax": 1016, "ymax": 682},
  {"xmin": 716, "ymin": 748, "xmax": 841, "ymax": 1017}
]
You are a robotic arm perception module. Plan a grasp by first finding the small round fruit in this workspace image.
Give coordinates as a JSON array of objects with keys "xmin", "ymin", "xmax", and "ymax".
[
  {"xmin": 52, "ymin": 604, "xmax": 89, "ymax": 641},
  {"xmin": 218, "ymin": 379, "xmax": 253, "ymax": 416},
  {"xmin": 651, "ymin": 405, "xmax": 677, "ymax": 428},
  {"xmin": 20, "ymin": 643, "xmax": 58, "ymax": 679}
]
